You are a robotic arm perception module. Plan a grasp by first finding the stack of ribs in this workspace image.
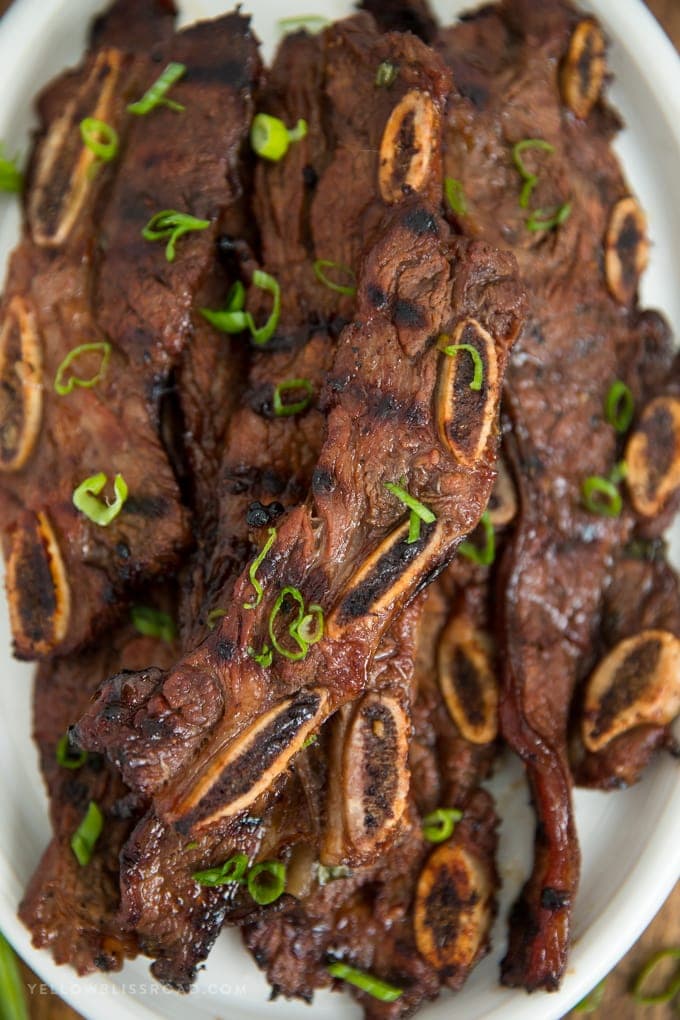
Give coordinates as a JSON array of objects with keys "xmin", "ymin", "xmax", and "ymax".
[{"xmin": 2, "ymin": 0, "xmax": 678, "ymax": 1016}]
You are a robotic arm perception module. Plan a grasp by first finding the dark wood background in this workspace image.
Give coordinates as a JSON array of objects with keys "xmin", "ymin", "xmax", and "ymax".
[{"xmin": 0, "ymin": 0, "xmax": 678, "ymax": 1017}]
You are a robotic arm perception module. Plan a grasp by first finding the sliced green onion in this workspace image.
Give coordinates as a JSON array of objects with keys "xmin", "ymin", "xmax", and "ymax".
[
  {"xmin": 243, "ymin": 527, "xmax": 277, "ymax": 610},
  {"xmin": 444, "ymin": 176, "xmax": 467, "ymax": 216},
  {"xmin": 385, "ymin": 481, "xmax": 436, "ymax": 546},
  {"xmin": 421, "ymin": 807, "xmax": 463, "ymax": 844},
  {"xmin": 56, "ymin": 731, "xmax": 87, "ymax": 770},
  {"xmin": 268, "ymin": 586, "xmax": 308, "ymax": 661},
  {"xmin": 302, "ymin": 733, "xmax": 318, "ymax": 749},
  {"xmin": 131, "ymin": 605, "xmax": 176, "ymax": 643},
  {"xmin": 459, "ymin": 510, "xmax": 495, "ymax": 565},
  {"xmin": 185, "ymin": 840, "xmax": 199, "ymax": 850},
  {"xmin": 192, "ymin": 852, "xmax": 249, "ymax": 888},
  {"xmin": 0, "ymin": 932, "xmax": 29, "ymax": 1020},
  {"xmin": 127, "ymin": 62, "xmax": 186, "ymax": 115},
  {"xmin": 0, "ymin": 146, "xmax": 23, "ymax": 193},
  {"xmin": 631, "ymin": 948, "xmax": 680, "ymax": 1006},
  {"xmin": 609, "ymin": 460, "xmax": 628, "ymax": 485},
  {"xmin": 581, "ymin": 475, "xmax": 622, "ymax": 517},
  {"xmin": 298, "ymin": 604, "xmax": 324, "ymax": 646},
  {"xmin": 440, "ymin": 340, "xmax": 484, "ymax": 391},
  {"xmin": 207, "ymin": 608, "xmax": 227, "ymax": 630},
  {"xmin": 327, "ymin": 961, "xmax": 403, "ymax": 1003},
  {"xmin": 201, "ymin": 272, "xmax": 280, "ymax": 345},
  {"xmin": 142, "ymin": 209, "xmax": 210, "ymax": 262},
  {"xmin": 250, "ymin": 113, "xmax": 307, "ymax": 162},
  {"xmin": 574, "ymin": 977, "xmax": 607, "ymax": 1012},
  {"xmin": 312, "ymin": 259, "xmax": 356, "ymax": 296},
  {"xmin": 605, "ymin": 380, "xmax": 634, "ymax": 434},
  {"xmin": 80, "ymin": 117, "xmax": 118, "ymax": 162},
  {"xmin": 317, "ymin": 863, "xmax": 353, "ymax": 885},
  {"xmin": 248, "ymin": 644, "xmax": 273, "ymax": 668},
  {"xmin": 246, "ymin": 270, "xmax": 281, "ymax": 345},
  {"xmin": 70, "ymin": 801, "xmax": 103, "ymax": 867},
  {"xmin": 278, "ymin": 14, "xmax": 329, "ymax": 34},
  {"xmin": 526, "ymin": 202, "xmax": 572, "ymax": 232},
  {"xmin": 54, "ymin": 341, "xmax": 111, "ymax": 396},
  {"xmin": 72, "ymin": 472, "xmax": 128, "ymax": 526},
  {"xmin": 247, "ymin": 860, "xmax": 287, "ymax": 905},
  {"xmin": 375, "ymin": 61, "xmax": 398, "ymax": 88},
  {"xmin": 273, "ymin": 378, "xmax": 314, "ymax": 417},
  {"xmin": 512, "ymin": 138, "xmax": 555, "ymax": 209}
]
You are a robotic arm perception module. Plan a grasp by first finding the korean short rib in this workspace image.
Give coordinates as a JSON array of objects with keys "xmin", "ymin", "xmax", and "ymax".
[
  {"xmin": 0, "ymin": 0, "xmax": 259, "ymax": 658},
  {"xmin": 432, "ymin": 0, "xmax": 680, "ymax": 992},
  {"xmin": 74, "ymin": 27, "xmax": 526, "ymax": 984},
  {"xmin": 18, "ymin": 613, "xmax": 178, "ymax": 974}
]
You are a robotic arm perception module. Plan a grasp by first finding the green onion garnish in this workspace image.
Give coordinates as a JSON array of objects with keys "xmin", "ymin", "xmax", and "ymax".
[
  {"xmin": 581, "ymin": 475, "xmax": 622, "ymax": 517},
  {"xmin": 206, "ymin": 608, "xmax": 227, "ymax": 630},
  {"xmin": 526, "ymin": 202, "xmax": 572, "ymax": 232},
  {"xmin": 72, "ymin": 472, "xmax": 128, "ymax": 526},
  {"xmin": 247, "ymin": 860, "xmax": 287, "ymax": 905},
  {"xmin": 80, "ymin": 117, "xmax": 118, "ymax": 163},
  {"xmin": 444, "ymin": 176, "xmax": 467, "ymax": 216},
  {"xmin": 573, "ymin": 978, "xmax": 607, "ymax": 1012},
  {"xmin": 54, "ymin": 341, "xmax": 111, "ymax": 396},
  {"xmin": 56, "ymin": 731, "xmax": 87, "ymax": 770},
  {"xmin": 326, "ymin": 962, "xmax": 403, "ymax": 1003},
  {"xmin": 375, "ymin": 61, "xmax": 398, "ymax": 88},
  {"xmin": 0, "ymin": 932, "xmax": 29, "ymax": 1020},
  {"xmin": 512, "ymin": 138, "xmax": 555, "ymax": 209},
  {"xmin": 142, "ymin": 209, "xmax": 210, "ymax": 262},
  {"xmin": 273, "ymin": 378, "xmax": 314, "ymax": 416},
  {"xmin": 0, "ymin": 145, "xmax": 23, "ymax": 193},
  {"xmin": 247, "ymin": 270, "xmax": 281, "ymax": 345},
  {"xmin": 384, "ymin": 481, "xmax": 436, "ymax": 545},
  {"xmin": 192, "ymin": 852, "xmax": 249, "ymax": 888},
  {"xmin": 243, "ymin": 527, "xmax": 277, "ymax": 610},
  {"xmin": 440, "ymin": 340, "xmax": 484, "ymax": 391},
  {"xmin": 312, "ymin": 259, "xmax": 356, "ymax": 296},
  {"xmin": 268, "ymin": 587, "xmax": 311, "ymax": 661},
  {"xmin": 632, "ymin": 948, "xmax": 680, "ymax": 1005},
  {"xmin": 201, "ymin": 272, "xmax": 280, "ymax": 345},
  {"xmin": 248, "ymin": 644, "xmax": 274, "ymax": 668},
  {"xmin": 421, "ymin": 807, "xmax": 463, "ymax": 844},
  {"xmin": 278, "ymin": 15, "xmax": 329, "ymax": 34},
  {"xmin": 131, "ymin": 605, "xmax": 176, "ymax": 643},
  {"xmin": 605, "ymin": 380, "xmax": 634, "ymax": 434},
  {"xmin": 70, "ymin": 801, "xmax": 103, "ymax": 867},
  {"xmin": 127, "ymin": 62, "xmax": 186, "ymax": 115},
  {"xmin": 302, "ymin": 733, "xmax": 318, "ymax": 749},
  {"xmin": 250, "ymin": 113, "xmax": 307, "ymax": 162},
  {"xmin": 458, "ymin": 510, "xmax": 495, "ymax": 565}
]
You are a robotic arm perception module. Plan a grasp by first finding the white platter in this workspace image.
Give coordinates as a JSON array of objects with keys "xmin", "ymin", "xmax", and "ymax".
[{"xmin": 0, "ymin": 1, "xmax": 679, "ymax": 1018}]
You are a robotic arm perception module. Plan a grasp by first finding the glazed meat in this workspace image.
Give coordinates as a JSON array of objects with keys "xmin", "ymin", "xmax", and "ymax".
[
  {"xmin": 0, "ymin": 0, "xmax": 260, "ymax": 659},
  {"xmin": 19, "ymin": 614, "xmax": 178, "ymax": 974},
  {"xmin": 432, "ymin": 0, "xmax": 680, "ymax": 991},
  {"xmin": 76, "ymin": 147, "xmax": 524, "ymax": 990},
  {"xmin": 244, "ymin": 558, "xmax": 503, "ymax": 1017}
]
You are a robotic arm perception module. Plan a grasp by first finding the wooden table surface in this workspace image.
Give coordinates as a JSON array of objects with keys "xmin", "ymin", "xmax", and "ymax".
[{"xmin": 2, "ymin": 0, "xmax": 679, "ymax": 1017}]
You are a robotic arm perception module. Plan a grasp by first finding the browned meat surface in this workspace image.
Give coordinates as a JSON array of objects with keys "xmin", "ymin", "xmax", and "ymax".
[
  {"xmin": 0, "ymin": 0, "xmax": 260, "ymax": 659},
  {"xmin": 432, "ymin": 0, "xmax": 680, "ymax": 991},
  {"xmin": 570, "ymin": 548, "xmax": 680, "ymax": 789},
  {"xmin": 245, "ymin": 790, "xmax": 498, "ymax": 1020},
  {"xmin": 19, "ymin": 616, "xmax": 178, "ymax": 974},
  {"xmin": 244, "ymin": 560, "xmax": 502, "ymax": 1016},
  {"xmin": 76, "ymin": 164, "xmax": 524, "ymax": 991},
  {"xmin": 182, "ymin": 16, "xmax": 448, "ymax": 636}
]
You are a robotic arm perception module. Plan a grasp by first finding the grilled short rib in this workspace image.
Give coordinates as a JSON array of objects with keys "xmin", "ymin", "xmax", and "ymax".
[
  {"xmin": 76, "ymin": 85, "xmax": 525, "ymax": 989},
  {"xmin": 432, "ymin": 0, "xmax": 680, "ymax": 991},
  {"xmin": 0, "ymin": 0, "xmax": 259, "ymax": 659},
  {"xmin": 19, "ymin": 616, "xmax": 178, "ymax": 974}
]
